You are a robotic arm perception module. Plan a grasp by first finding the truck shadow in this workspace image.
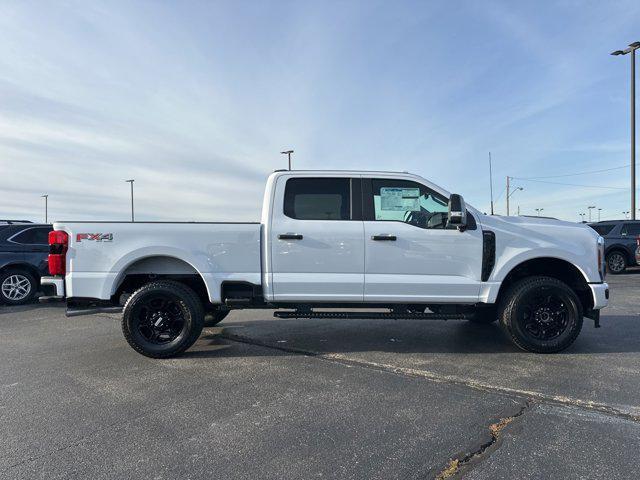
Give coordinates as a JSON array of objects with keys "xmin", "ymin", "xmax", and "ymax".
[{"xmin": 184, "ymin": 314, "xmax": 640, "ymax": 357}]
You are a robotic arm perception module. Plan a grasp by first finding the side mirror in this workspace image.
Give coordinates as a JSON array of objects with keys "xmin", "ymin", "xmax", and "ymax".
[{"xmin": 448, "ymin": 194, "xmax": 467, "ymax": 231}]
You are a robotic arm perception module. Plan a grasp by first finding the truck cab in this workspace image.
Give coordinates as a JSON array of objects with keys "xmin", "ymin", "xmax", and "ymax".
[{"xmin": 42, "ymin": 170, "xmax": 609, "ymax": 358}]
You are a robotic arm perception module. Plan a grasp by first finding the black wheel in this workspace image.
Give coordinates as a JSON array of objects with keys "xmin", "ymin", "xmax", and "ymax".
[
  {"xmin": 468, "ymin": 306, "xmax": 498, "ymax": 324},
  {"xmin": 205, "ymin": 308, "xmax": 230, "ymax": 326},
  {"xmin": 122, "ymin": 280, "xmax": 204, "ymax": 358},
  {"xmin": 0, "ymin": 269, "xmax": 37, "ymax": 305},
  {"xmin": 606, "ymin": 251, "xmax": 627, "ymax": 274},
  {"xmin": 499, "ymin": 276, "xmax": 583, "ymax": 353}
]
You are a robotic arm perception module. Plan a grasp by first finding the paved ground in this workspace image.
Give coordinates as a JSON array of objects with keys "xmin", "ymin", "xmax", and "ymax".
[{"xmin": 1, "ymin": 271, "xmax": 639, "ymax": 479}]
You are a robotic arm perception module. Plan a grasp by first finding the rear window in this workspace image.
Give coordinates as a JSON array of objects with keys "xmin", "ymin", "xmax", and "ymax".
[
  {"xmin": 590, "ymin": 224, "xmax": 615, "ymax": 236},
  {"xmin": 283, "ymin": 178, "xmax": 351, "ymax": 220},
  {"xmin": 622, "ymin": 223, "xmax": 640, "ymax": 236},
  {"xmin": 10, "ymin": 227, "xmax": 51, "ymax": 245}
]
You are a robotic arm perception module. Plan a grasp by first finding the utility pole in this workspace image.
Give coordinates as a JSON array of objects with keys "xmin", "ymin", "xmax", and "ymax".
[
  {"xmin": 506, "ymin": 176, "xmax": 510, "ymax": 216},
  {"xmin": 489, "ymin": 152, "xmax": 494, "ymax": 215},
  {"xmin": 125, "ymin": 179, "xmax": 135, "ymax": 222},
  {"xmin": 41, "ymin": 194, "xmax": 48, "ymax": 223},
  {"xmin": 598, "ymin": 208, "xmax": 602, "ymax": 221},
  {"xmin": 280, "ymin": 150, "xmax": 294, "ymax": 170},
  {"xmin": 611, "ymin": 41, "xmax": 640, "ymax": 219},
  {"xmin": 588, "ymin": 205, "xmax": 596, "ymax": 222}
]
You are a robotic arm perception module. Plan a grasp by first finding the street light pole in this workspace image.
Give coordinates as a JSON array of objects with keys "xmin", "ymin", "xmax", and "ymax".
[
  {"xmin": 280, "ymin": 150, "xmax": 294, "ymax": 170},
  {"xmin": 587, "ymin": 205, "xmax": 596, "ymax": 222},
  {"xmin": 41, "ymin": 195, "xmax": 48, "ymax": 223},
  {"xmin": 611, "ymin": 41, "xmax": 640, "ymax": 220},
  {"xmin": 598, "ymin": 208, "xmax": 602, "ymax": 221},
  {"xmin": 535, "ymin": 208, "xmax": 544, "ymax": 216},
  {"xmin": 506, "ymin": 177, "xmax": 523, "ymax": 216},
  {"xmin": 125, "ymin": 179, "xmax": 135, "ymax": 222}
]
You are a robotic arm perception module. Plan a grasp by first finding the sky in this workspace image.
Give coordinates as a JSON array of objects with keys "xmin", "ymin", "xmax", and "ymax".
[{"xmin": 1, "ymin": 0, "xmax": 639, "ymax": 223}]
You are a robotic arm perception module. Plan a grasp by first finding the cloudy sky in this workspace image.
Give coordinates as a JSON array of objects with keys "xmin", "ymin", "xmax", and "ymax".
[{"xmin": 1, "ymin": 0, "xmax": 639, "ymax": 223}]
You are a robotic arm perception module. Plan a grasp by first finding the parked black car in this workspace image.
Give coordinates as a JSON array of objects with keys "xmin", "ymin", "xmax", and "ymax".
[
  {"xmin": 0, "ymin": 223, "xmax": 52, "ymax": 305},
  {"xmin": 588, "ymin": 220, "xmax": 640, "ymax": 274}
]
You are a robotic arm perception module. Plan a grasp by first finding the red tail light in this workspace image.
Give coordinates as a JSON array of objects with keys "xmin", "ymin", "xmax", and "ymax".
[{"xmin": 48, "ymin": 230, "xmax": 69, "ymax": 275}]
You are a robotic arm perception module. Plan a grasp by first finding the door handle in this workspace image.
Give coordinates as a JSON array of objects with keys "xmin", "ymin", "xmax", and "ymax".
[
  {"xmin": 278, "ymin": 233, "xmax": 303, "ymax": 240},
  {"xmin": 371, "ymin": 234, "xmax": 397, "ymax": 241}
]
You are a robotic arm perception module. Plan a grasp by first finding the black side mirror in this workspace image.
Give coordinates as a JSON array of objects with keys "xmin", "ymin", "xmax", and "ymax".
[{"xmin": 448, "ymin": 194, "xmax": 467, "ymax": 231}]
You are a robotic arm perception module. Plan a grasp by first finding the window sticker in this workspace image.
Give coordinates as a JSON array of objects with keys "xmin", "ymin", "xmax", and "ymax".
[{"xmin": 380, "ymin": 187, "xmax": 421, "ymax": 211}]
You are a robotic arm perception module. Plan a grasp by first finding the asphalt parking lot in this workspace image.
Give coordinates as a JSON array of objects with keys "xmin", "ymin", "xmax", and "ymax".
[{"xmin": 2, "ymin": 272, "xmax": 640, "ymax": 479}]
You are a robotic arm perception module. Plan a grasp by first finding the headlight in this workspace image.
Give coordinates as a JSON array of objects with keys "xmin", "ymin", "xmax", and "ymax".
[{"xmin": 597, "ymin": 236, "xmax": 605, "ymax": 280}]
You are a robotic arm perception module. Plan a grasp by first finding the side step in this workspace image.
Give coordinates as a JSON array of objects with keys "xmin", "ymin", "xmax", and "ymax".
[{"xmin": 273, "ymin": 310, "xmax": 473, "ymax": 320}]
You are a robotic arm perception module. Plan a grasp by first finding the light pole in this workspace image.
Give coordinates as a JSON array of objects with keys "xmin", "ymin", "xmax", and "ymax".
[
  {"xmin": 587, "ymin": 205, "xmax": 596, "ymax": 222},
  {"xmin": 598, "ymin": 208, "xmax": 602, "ymax": 221},
  {"xmin": 41, "ymin": 194, "xmax": 48, "ymax": 223},
  {"xmin": 579, "ymin": 213, "xmax": 586, "ymax": 222},
  {"xmin": 505, "ymin": 176, "xmax": 523, "ymax": 216},
  {"xmin": 125, "ymin": 179, "xmax": 135, "ymax": 222},
  {"xmin": 623, "ymin": 210, "xmax": 630, "ymax": 219},
  {"xmin": 535, "ymin": 208, "xmax": 544, "ymax": 216},
  {"xmin": 611, "ymin": 41, "xmax": 640, "ymax": 220},
  {"xmin": 280, "ymin": 150, "xmax": 294, "ymax": 170}
]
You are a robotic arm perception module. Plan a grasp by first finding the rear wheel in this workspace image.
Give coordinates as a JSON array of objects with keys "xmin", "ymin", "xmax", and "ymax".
[
  {"xmin": 606, "ymin": 251, "xmax": 627, "ymax": 274},
  {"xmin": 499, "ymin": 276, "xmax": 583, "ymax": 353},
  {"xmin": 122, "ymin": 280, "xmax": 204, "ymax": 358},
  {"xmin": 0, "ymin": 270, "xmax": 37, "ymax": 305}
]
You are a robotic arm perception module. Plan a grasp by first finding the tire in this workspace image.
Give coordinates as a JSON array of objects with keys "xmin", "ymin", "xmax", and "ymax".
[
  {"xmin": 468, "ymin": 306, "xmax": 498, "ymax": 324},
  {"xmin": 205, "ymin": 308, "xmax": 230, "ymax": 326},
  {"xmin": 0, "ymin": 269, "xmax": 37, "ymax": 305},
  {"xmin": 499, "ymin": 276, "xmax": 583, "ymax": 353},
  {"xmin": 122, "ymin": 280, "xmax": 204, "ymax": 358},
  {"xmin": 606, "ymin": 251, "xmax": 627, "ymax": 274}
]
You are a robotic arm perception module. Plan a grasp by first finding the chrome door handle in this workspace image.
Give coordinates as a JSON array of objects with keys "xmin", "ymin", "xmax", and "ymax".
[
  {"xmin": 278, "ymin": 233, "xmax": 303, "ymax": 240},
  {"xmin": 371, "ymin": 234, "xmax": 396, "ymax": 241}
]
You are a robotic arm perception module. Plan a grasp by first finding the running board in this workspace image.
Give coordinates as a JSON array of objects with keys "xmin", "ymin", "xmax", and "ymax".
[{"xmin": 273, "ymin": 310, "xmax": 473, "ymax": 320}]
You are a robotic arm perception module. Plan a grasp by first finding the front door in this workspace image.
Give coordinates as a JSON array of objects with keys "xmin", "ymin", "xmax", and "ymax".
[
  {"xmin": 362, "ymin": 177, "xmax": 483, "ymax": 303},
  {"xmin": 269, "ymin": 175, "xmax": 364, "ymax": 302}
]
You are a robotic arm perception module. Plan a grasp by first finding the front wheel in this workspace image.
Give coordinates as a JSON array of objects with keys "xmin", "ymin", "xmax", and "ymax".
[
  {"xmin": 606, "ymin": 251, "xmax": 627, "ymax": 274},
  {"xmin": 499, "ymin": 276, "xmax": 583, "ymax": 353},
  {"xmin": 122, "ymin": 280, "xmax": 204, "ymax": 358}
]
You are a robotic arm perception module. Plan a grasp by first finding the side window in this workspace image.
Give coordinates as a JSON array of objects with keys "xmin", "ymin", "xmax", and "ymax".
[
  {"xmin": 11, "ymin": 227, "xmax": 51, "ymax": 245},
  {"xmin": 622, "ymin": 223, "xmax": 640, "ymax": 236},
  {"xmin": 284, "ymin": 178, "xmax": 351, "ymax": 220},
  {"xmin": 368, "ymin": 179, "xmax": 450, "ymax": 229},
  {"xmin": 590, "ymin": 224, "xmax": 615, "ymax": 236}
]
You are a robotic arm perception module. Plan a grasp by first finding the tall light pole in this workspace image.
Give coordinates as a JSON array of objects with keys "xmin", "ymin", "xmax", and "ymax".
[
  {"xmin": 587, "ymin": 205, "xmax": 596, "ymax": 222},
  {"xmin": 125, "ymin": 179, "xmax": 135, "ymax": 222},
  {"xmin": 623, "ymin": 210, "xmax": 630, "ymax": 219},
  {"xmin": 41, "ymin": 194, "xmax": 48, "ymax": 223},
  {"xmin": 280, "ymin": 150, "xmax": 294, "ymax": 170},
  {"xmin": 535, "ymin": 208, "xmax": 544, "ymax": 216},
  {"xmin": 506, "ymin": 176, "xmax": 523, "ymax": 215},
  {"xmin": 611, "ymin": 41, "xmax": 640, "ymax": 220},
  {"xmin": 579, "ymin": 212, "xmax": 586, "ymax": 222},
  {"xmin": 598, "ymin": 208, "xmax": 602, "ymax": 221}
]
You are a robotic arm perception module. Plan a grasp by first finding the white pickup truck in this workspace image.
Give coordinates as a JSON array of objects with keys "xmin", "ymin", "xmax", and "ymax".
[{"xmin": 42, "ymin": 170, "xmax": 609, "ymax": 358}]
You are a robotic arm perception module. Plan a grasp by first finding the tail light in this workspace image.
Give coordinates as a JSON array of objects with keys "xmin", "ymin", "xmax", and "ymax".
[
  {"xmin": 48, "ymin": 230, "xmax": 69, "ymax": 275},
  {"xmin": 597, "ymin": 236, "xmax": 605, "ymax": 280}
]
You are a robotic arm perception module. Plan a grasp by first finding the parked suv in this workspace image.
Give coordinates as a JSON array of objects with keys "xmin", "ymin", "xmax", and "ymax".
[
  {"xmin": 588, "ymin": 220, "xmax": 640, "ymax": 274},
  {"xmin": 0, "ymin": 224, "xmax": 52, "ymax": 305}
]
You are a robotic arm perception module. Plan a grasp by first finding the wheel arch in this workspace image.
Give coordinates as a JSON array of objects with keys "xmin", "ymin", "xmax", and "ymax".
[
  {"xmin": 495, "ymin": 256, "xmax": 593, "ymax": 312},
  {"xmin": 0, "ymin": 262, "xmax": 41, "ymax": 285}
]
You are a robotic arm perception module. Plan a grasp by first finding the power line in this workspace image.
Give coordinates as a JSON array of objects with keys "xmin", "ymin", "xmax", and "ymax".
[
  {"xmin": 512, "ymin": 177, "xmax": 627, "ymax": 190},
  {"xmin": 517, "ymin": 164, "xmax": 633, "ymax": 180}
]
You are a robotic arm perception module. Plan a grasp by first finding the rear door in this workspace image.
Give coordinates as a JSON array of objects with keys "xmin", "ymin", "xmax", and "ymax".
[
  {"xmin": 8, "ymin": 226, "xmax": 52, "ymax": 275},
  {"xmin": 269, "ymin": 175, "xmax": 364, "ymax": 302},
  {"xmin": 362, "ymin": 177, "xmax": 483, "ymax": 303}
]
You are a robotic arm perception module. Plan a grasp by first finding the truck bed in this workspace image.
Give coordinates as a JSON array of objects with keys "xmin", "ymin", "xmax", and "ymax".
[{"xmin": 53, "ymin": 221, "xmax": 262, "ymax": 303}]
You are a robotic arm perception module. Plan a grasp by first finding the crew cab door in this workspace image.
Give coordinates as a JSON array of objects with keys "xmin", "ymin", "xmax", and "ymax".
[
  {"xmin": 269, "ymin": 175, "xmax": 364, "ymax": 302},
  {"xmin": 362, "ymin": 177, "xmax": 483, "ymax": 303}
]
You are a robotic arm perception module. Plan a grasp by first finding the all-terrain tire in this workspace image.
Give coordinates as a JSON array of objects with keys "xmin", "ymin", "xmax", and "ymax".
[
  {"xmin": 499, "ymin": 276, "xmax": 583, "ymax": 353},
  {"xmin": 122, "ymin": 280, "xmax": 204, "ymax": 358}
]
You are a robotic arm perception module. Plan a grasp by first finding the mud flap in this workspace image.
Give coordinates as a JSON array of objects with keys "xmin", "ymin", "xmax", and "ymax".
[{"xmin": 585, "ymin": 309, "xmax": 601, "ymax": 328}]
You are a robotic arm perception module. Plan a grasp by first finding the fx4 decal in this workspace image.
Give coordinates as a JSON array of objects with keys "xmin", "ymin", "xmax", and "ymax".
[{"xmin": 76, "ymin": 233, "xmax": 113, "ymax": 242}]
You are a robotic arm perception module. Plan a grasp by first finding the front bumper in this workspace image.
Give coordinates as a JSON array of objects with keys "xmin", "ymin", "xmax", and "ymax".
[
  {"xmin": 40, "ymin": 276, "xmax": 65, "ymax": 300},
  {"xmin": 589, "ymin": 282, "xmax": 609, "ymax": 310}
]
